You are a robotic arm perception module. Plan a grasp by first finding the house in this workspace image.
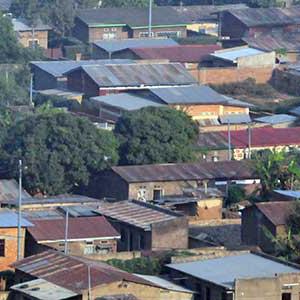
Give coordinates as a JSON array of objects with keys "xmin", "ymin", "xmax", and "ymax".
[
  {"xmin": 25, "ymin": 216, "xmax": 120, "ymax": 257},
  {"xmin": 12, "ymin": 18, "xmax": 51, "ymax": 49},
  {"xmin": 254, "ymin": 114, "xmax": 297, "ymax": 128},
  {"xmin": 0, "ymin": 179, "xmax": 31, "ymax": 206},
  {"xmin": 113, "ymin": 44, "xmax": 222, "ymax": 69},
  {"xmin": 172, "ymin": 4, "xmax": 248, "ymax": 36},
  {"xmin": 73, "ymin": 7, "xmax": 188, "ymax": 43},
  {"xmin": 241, "ymin": 202, "xmax": 292, "ymax": 253},
  {"xmin": 95, "ymin": 200, "xmax": 188, "ymax": 251},
  {"xmin": 219, "ymin": 7, "xmax": 300, "ymax": 40},
  {"xmin": 11, "ymin": 250, "xmax": 194, "ymax": 300},
  {"xmin": 0, "ymin": 211, "xmax": 32, "ymax": 271},
  {"xmin": 166, "ymin": 251, "xmax": 300, "ymax": 300},
  {"xmin": 64, "ymin": 62, "xmax": 197, "ymax": 97},
  {"xmin": 94, "ymin": 160, "xmax": 257, "ymax": 201},
  {"xmin": 209, "ymin": 46, "xmax": 276, "ymax": 68},
  {"xmin": 30, "ymin": 59, "xmax": 133, "ymax": 90},
  {"xmin": 197, "ymin": 127, "xmax": 300, "ymax": 161},
  {"xmin": 92, "ymin": 38, "xmax": 178, "ymax": 59}
]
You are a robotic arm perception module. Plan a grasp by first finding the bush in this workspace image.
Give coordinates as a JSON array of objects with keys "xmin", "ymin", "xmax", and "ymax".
[{"xmin": 226, "ymin": 185, "xmax": 246, "ymax": 206}]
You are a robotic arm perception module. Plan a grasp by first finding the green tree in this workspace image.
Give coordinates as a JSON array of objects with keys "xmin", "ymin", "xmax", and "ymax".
[
  {"xmin": 0, "ymin": 113, "xmax": 119, "ymax": 195},
  {"xmin": 114, "ymin": 107, "xmax": 198, "ymax": 165},
  {"xmin": 101, "ymin": 0, "xmax": 149, "ymax": 7}
]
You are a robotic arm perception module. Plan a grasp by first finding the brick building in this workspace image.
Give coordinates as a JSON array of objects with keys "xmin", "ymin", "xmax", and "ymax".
[
  {"xmin": 25, "ymin": 216, "xmax": 120, "ymax": 257},
  {"xmin": 96, "ymin": 200, "xmax": 188, "ymax": 251},
  {"xmin": 11, "ymin": 250, "xmax": 194, "ymax": 300},
  {"xmin": 12, "ymin": 18, "xmax": 51, "ymax": 49},
  {"xmin": 73, "ymin": 7, "xmax": 188, "ymax": 43},
  {"xmin": 167, "ymin": 251, "xmax": 300, "ymax": 300},
  {"xmin": 241, "ymin": 201, "xmax": 292, "ymax": 253}
]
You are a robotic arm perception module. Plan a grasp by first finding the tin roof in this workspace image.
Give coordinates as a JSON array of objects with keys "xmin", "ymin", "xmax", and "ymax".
[
  {"xmin": 130, "ymin": 44, "xmax": 222, "ymax": 63},
  {"xmin": 30, "ymin": 59, "xmax": 133, "ymax": 78},
  {"xmin": 150, "ymin": 85, "xmax": 251, "ymax": 106},
  {"xmin": 93, "ymin": 38, "xmax": 178, "ymax": 53},
  {"xmin": 219, "ymin": 114, "xmax": 252, "ymax": 124},
  {"xmin": 290, "ymin": 106, "xmax": 300, "ymax": 116},
  {"xmin": 111, "ymin": 160, "xmax": 256, "ymax": 183},
  {"xmin": 76, "ymin": 7, "xmax": 187, "ymax": 28},
  {"xmin": 227, "ymin": 7, "xmax": 297, "ymax": 27},
  {"xmin": 274, "ymin": 189, "xmax": 300, "ymax": 199},
  {"xmin": 90, "ymin": 93, "xmax": 163, "ymax": 111},
  {"xmin": 0, "ymin": 211, "xmax": 33, "ymax": 227},
  {"xmin": 254, "ymin": 114, "xmax": 297, "ymax": 125},
  {"xmin": 96, "ymin": 200, "xmax": 181, "ymax": 230},
  {"xmin": 70, "ymin": 63, "xmax": 196, "ymax": 87},
  {"xmin": 12, "ymin": 18, "xmax": 51, "ymax": 31},
  {"xmin": 28, "ymin": 216, "xmax": 120, "ymax": 243},
  {"xmin": 12, "ymin": 250, "xmax": 155, "ymax": 293},
  {"xmin": 211, "ymin": 47, "xmax": 266, "ymax": 63},
  {"xmin": 0, "ymin": 179, "xmax": 31, "ymax": 202},
  {"xmin": 11, "ymin": 279, "xmax": 78, "ymax": 300},
  {"xmin": 166, "ymin": 253, "xmax": 300, "ymax": 289},
  {"xmin": 254, "ymin": 201, "xmax": 292, "ymax": 226}
]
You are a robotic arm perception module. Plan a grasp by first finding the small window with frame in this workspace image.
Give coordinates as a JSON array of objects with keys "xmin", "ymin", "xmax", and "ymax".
[{"xmin": 0, "ymin": 240, "xmax": 5, "ymax": 257}]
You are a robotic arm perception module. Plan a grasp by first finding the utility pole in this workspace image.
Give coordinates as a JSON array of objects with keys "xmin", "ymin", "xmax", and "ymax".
[
  {"xmin": 17, "ymin": 160, "xmax": 22, "ymax": 261},
  {"xmin": 248, "ymin": 123, "xmax": 252, "ymax": 159},
  {"xmin": 29, "ymin": 73, "xmax": 33, "ymax": 107},
  {"xmin": 64, "ymin": 209, "xmax": 69, "ymax": 254},
  {"xmin": 88, "ymin": 265, "xmax": 92, "ymax": 300},
  {"xmin": 148, "ymin": 0, "xmax": 152, "ymax": 38},
  {"xmin": 227, "ymin": 122, "xmax": 232, "ymax": 160}
]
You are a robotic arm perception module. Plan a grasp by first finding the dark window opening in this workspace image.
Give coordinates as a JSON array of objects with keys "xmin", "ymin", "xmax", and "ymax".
[
  {"xmin": 282, "ymin": 293, "xmax": 291, "ymax": 300},
  {"xmin": 206, "ymin": 287, "xmax": 211, "ymax": 300},
  {"xmin": 153, "ymin": 189, "xmax": 163, "ymax": 200},
  {"xmin": 0, "ymin": 240, "xmax": 5, "ymax": 257},
  {"xmin": 139, "ymin": 234, "xmax": 145, "ymax": 250}
]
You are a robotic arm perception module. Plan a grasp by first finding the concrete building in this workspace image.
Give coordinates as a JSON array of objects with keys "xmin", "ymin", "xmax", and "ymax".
[
  {"xmin": 11, "ymin": 250, "xmax": 194, "ymax": 300},
  {"xmin": 73, "ymin": 7, "xmax": 188, "ymax": 43},
  {"xmin": 25, "ymin": 216, "xmax": 120, "ymax": 257},
  {"xmin": 166, "ymin": 252, "xmax": 300, "ymax": 300},
  {"xmin": 95, "ymin": 200, "xmax": 188, "ymax": 251},
  {"xmin": 241, "ymin": 201, "xmax": 292, "ymax": 253}
]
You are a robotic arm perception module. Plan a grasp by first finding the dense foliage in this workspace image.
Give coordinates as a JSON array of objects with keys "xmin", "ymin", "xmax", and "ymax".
[
  {"xmin": 0, "ymin": 112, "xmax": 119, "ymax": 195},
  {"xmin": 114, "ymin": 107, "xmax": 198, "ymax": 165}
]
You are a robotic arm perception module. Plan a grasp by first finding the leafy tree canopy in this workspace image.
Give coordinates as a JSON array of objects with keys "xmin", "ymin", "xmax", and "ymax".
[
  {"xmin": 114, "ymin": 107, "xmax": 198, "ymax": 165},
  {"xmin": 0, "ymin": 112, "xmax": 119, "ymax": 195}
]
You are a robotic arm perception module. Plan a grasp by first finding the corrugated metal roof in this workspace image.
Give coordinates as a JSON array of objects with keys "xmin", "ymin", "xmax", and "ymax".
[
  {"xmin": 211, "ymin": 47, "xmax": 266, "ymax": 63},
  {"xmin": 197, "ymin": 131, "xmax": 228, "ymax": 149},
  {"xmin": 76, "ymin": 7, "xmax": 187, "ymax": 28},
  {"xmin": 12, "ymin": 250, "xmax": 155, "ymax": 293},
  {"xmin": 219, "ymin": 114, "xmax": 251, "ymax": 124},
  {"xmin": 11, "ymin": 279, "xmax": 78, "ymax": 300},
  {"xmin": 111, "ymin": 160, "xmax": 256, "ymax": 183},
  {"xmin": 0, "ymin": 179, "xmax": 31, "ymax": 202},
  {"xmin": 30, "ymin": 59, "xmax": 133, "ymax": 77},
  {"xmin": 59, "ymin": 205, "xmax": 98, "ymax": 218},
  {"xmin": 74, "ymin": 63, "xmax": 196, "ymax": 87},
  {"xmin": 93, "ymin": 38, "xmax": 178, "ymax": 53},
  {"xmin": 90, "ymin": 93, "xmax": 163, "ymax": 111},
  {"xmin": 12, "ymin": 18, "xmax": 51, "ymax": 31},
  {"xmin": 150, "ymin": 85, "xmax": 251, "ymax": 106},
  {"xmin": 167, "ymin": 253, "xmax": 300, "ymax": 289},
  {"xmin": 96, "ymin": 200, "xmax": 181, "ymax": 230},
  {"xmin": 254, "ymin": 114, "xmax": 297, "ymax": 125},
  {"xmin": 254, "ymin": 201, "xmax": 292, "ymax": 226},
  {"xmin": 131, "ymin": 45, "xmax": 222, "ymax": 63},
  {"xmin": 28, "ymin": 216, "xmax": 120, "ymax": 242},
  {"xmin": 22, "ymin": 210, "xmax": 64, "ymax": 220},
  {"xmin": 274, "ymin": 189, "xmax": 300, "ymax": 199},
  {"xmin": 0, "ymin": 211, "xmax": 33, "ymax": 227},
  {"xmin": 290, "ymin": 106, "xmax": 300, "ymax": 116}
]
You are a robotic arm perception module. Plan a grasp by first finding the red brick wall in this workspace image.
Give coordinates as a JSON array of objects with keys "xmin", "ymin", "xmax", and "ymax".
[{"xmin": 190, "ymin": 67, "xmax": 274, "ymax": 85}]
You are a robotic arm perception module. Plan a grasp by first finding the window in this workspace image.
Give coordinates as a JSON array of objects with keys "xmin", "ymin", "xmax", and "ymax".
[
  {"xmin": 28, "ymin": 39, "xmax": 39, "ymax": 47},
  {"xmin": 139, "ymin": 234, "xmax": 145, "ymax": 250},
  {"xmin": 120, "ymin": 228, "xmax": 126, "ymax": 242},
  {"xmin": 137, "ymin": 187, "xmax": 147, "ymax": 201},
  {"xmin": 153, "ymin": 188, "xmax": 163, "ymax": 200},
  {"xmin": 139, "ymin": 32, "xmax": 154, "ymax": 38},
  {"xmin": 102, "ymin": 33, "xmax": 116, "ymax": 40},
  {"xmin": 205, "ymin": 287, "xmax": 211, "ymax": 300},
  {"xmin": 282, "ymin": 293, "xmax": 291, "ymax": 300},
  {"xmin": 0, "ymin": 240, "xmax": 5, "ymax": 257},
  {"xmin": 104, "ymin": 28, "xmax": 109, "ymax": 32},
  {"xmin": 156, "ymin": 31, "xmax": 180, "ymax": 38},
  {"xmin": 111, "ymin": 27, "xmax": 117, "ymax": 32}
]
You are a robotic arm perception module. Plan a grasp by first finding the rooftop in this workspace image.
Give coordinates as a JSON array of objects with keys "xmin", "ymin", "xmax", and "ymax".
[
  {"xmin": 90, "ymin": 93, "xmax": 163, "ymax": 111},
  {"xmin": 253, "ymin": 201, "xmax": 292, "ymax": 226},
  {"xmin": 93, "ymin": 38, "xmax": 178, "ymax": 53},
  {"xmin": 167, "ymin": 253, "xmax": 300, "ymax": 289},
  {"xmin": 28, "ymin": 216, "xmax": 120, "ymax": 243},
  {"xmin": 68, "ymin": 63, "xmax": 196, "ymax": 88},
  {"xmin": 211, "ymin": 47, "xmax": 266, "ymax": 63},
  {"xmin": 254, "ymin": 114, "xmax": 297, "ymax": 125},
  {"xmin": 219, "ymin": 113, "xmax": 252, "ymax": 124},
  {"xmin": 0, "ymin": 179, "xmax": 31, "ymax": 202},
  {"xmin": 96, "ymin": 200, "xmax": 181, "ymax": 230},
  {"xmin": 0, "ymin": 211, "xmax": 33, "ymax": 228},
  {"xmin": 274, "ymin": 189, "xmax": 300, "ymax": 199},
  {"xmin": 130, "ymin": 44, "xmax": 222, "ymax": 63},
  {"xmin": 290, "ymin": 106, "xmax": 300, "ymax": 116},
  {"xmin": 76, "ymin": 7, "xmax": 187, "ymax": 28},
  {"xmin": 150, "ymin": 85, "xmax": 251, "ymax": 106},
  {"xmin": 11, "ymin": 279, "xmax": 78, "ymax": 300},
  {"xmin": 111, "ymin": 160, "xmax": 256, "ymax": 183},
  {"xmin": 12, "ymin": 250, "xmax": 154, "ymax": 293},
  {"xmin": 12, "ymin": 18, "xmax": 51, "ymax": 31}
]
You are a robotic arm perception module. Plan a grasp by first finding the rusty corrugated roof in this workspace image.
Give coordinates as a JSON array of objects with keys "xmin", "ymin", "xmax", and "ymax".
[
  {"xmin": 112, "ymin": 160, "xmax": 256, "ymax": 183},
  {"xmin": 0, "ymin": 179, "xmax": 31, "ymax": 202},
  {"xmin": 28, "ymin": 216, "xmax": 120, "ymax": 242},
  {"xmin": 12, "ymin": 250, "xmax": 155, "ymax": 293}
]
